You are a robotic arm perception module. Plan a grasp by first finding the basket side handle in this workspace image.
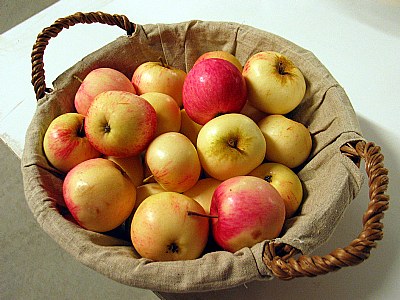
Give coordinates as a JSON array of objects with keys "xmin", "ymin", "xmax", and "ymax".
[
  {"xmin": 31, "ymin": 11, "xmax": 136, "ymax": 101},
  {"xmin": 263, "ymin": 140, "xmax": 390, "ymax": 279}
]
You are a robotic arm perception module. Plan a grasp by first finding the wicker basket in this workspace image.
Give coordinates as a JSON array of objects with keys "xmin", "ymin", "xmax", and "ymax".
[{"xmin": 22, "ymin": 12, "xmax": 390, "ymax": 292}]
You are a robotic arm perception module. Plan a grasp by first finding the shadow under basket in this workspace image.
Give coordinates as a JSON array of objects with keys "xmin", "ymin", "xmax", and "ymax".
[{"xmin": 22, "ymin": 12, "xmax": 390, "ymax": 293}]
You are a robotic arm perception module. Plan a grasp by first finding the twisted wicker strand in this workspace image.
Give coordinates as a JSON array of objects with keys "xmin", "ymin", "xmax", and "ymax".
[
  {"xmin": 264, "ymin": 141, "xmax": 390, "ymax": 280},
  {"xmin": 31, "ymin": 12, "xmax": 135, "ymax": 100}
]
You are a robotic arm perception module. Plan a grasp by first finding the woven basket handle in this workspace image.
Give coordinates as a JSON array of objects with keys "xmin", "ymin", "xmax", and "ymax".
[
  {"xmin": 31, "ymin": 11, "xmax": 135, "ymax": 101},
  {"xmin": 263, "ymin": 140, "xmax": 390, "ymax": 279}
]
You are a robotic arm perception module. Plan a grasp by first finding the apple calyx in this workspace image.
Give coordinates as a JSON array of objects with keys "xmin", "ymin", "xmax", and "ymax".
[
  {"xmin": 167, "ymin": 242, "xmax": 179, "ymax": 254},
  {"xmin": 104, "ymin": 124, "xmax": 111, "ymax": 133},
  {"xmin": 187, "ymin": 211, "xmax": 218, "ymax": 219}
]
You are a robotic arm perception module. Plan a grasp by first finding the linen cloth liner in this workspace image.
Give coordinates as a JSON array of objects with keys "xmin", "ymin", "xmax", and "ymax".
[{"xmin": 21, "ymin": 20, "xmax": 364, "ymax": 292}]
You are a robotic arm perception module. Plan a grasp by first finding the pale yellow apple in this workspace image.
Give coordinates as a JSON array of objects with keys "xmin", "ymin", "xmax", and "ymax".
[
  {"xmin": 106, "ymin": 155, "xmax": 144, "ymax": 187},
  {"xmin": 197, "ymin": 113, "xmax": 266, "ymax": 181},
  {"xmin": 183, "ymin": 178, "xmax": 221, "ymax": 214},
  {"xmin": 132, "ymin": 61, "xmax": 187, "ymax": 107},
  {"xmin": 249, "ymin": 162, "xmax": 303, "ymax": 218},
  {"xmin": 145, "ymin": 132, "xmax": 201, "ymax": 192},
  {"xmin": 194, "ymin": 50, "xmax": 243, "ymax": 72},
  {"xmin": 63, "ymin": 158, "xmax": 136, "ymax": 232},
  {"xmin": 258, "ymin": 114, "xmax": 312, "ymax": 168},
  {"xmin": 134, "ymin": 182, "xmax": 166, "ymax": 210},
  {"xmin": 140, "ymin": 92, "xmax": 181, "ymax": 137},
  {"xmin": 179, "ymin": 108, "xmax": 203, "ymax": 145},
  {"xmin": 240, "ymin": 101, "xmax": 267, "ymax": 124},
  {"xmin": 130, "ymin": 192, "xmax": 209, "ymax": 261},
  {"xmin": 243, "ymin": 51, "xmax": 306, "ymax": 114}
]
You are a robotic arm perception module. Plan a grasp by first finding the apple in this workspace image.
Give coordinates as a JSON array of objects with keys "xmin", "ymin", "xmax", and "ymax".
[
  {"xmin": 140, "ymin": 92, "xmax": 181, "ymax": 137},
  {"xmin": 182, "ymin": 58, "xmax": 247, "ymax": 125},
  {"xmin": 240, "ymin": 101, "xmax": 266, "ymax": 124},
  {"xmin": 130, "ymin": 192, "xmax": 209, "ymax": 261},
  {"xmin": 145, "ymin": 132, "xmax": 201, "ymax": 193},
  {"xmin": 196, "ymin": 113, "xmax": 266, "ymax": 181},
  {"xmin": 74, "ymin": 67, "xmax": 136, "ymax": 116},
  {"xmin": 210, "ymin": 176, "xmax": 286, "ymax": 252},
  {"xmin": 63, "ymin": 158, "xmax": 136, "ymax": 232},
  {"xmin": 183, "ymin": 178, "xmax": 221, "ymax": 214},
  {"xmin": 249, "ymin": 162, "xmax": 303, "ymax": 218},
  {"xmin": 242, "ymin": 51, "xmax": 306, "ymax": 114},
  {"xmin": 84, "ymin": 91, "xmax": 157, "ymax": 158},
  {"xmin": 134, "ymin": 182, "xmax": 166, "ymax": 211},
  {"xmin": 131, "ymin": 60, "xmax": 187, "ymax": 107},
  {"xmin": 194, "ymin": 50, "xmax": 243, "ymax": 72},
  {"xmin": 258, "ymin": 114, "xmax": 312, "ymax": 168},
  {"xmin": 106, "ymin": 155, "xmax": 144, "ymax": 187},
  {"xmin": 43, "ymin": 113, "xmax": 101, "ymax": 173},
  {"xmin": 179, "ymin": 108, "xmax": 203, "ymax": 146}
]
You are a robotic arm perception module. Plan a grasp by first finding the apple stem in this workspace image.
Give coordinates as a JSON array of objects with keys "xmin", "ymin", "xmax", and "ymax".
[
  {"xmin": 187, "ymin": 211, "xmax": 218, "ymax": 219},
  {"xmin": 159, "ymin": 57, "xmax": 169, "ymax": 69},
  {"xmin": 142, "ymin": 174, "xmax": 154, "ymax": 184},
  {"xmin": 73, "ymin": 75, "xmax": 83, "ymax": 84}
]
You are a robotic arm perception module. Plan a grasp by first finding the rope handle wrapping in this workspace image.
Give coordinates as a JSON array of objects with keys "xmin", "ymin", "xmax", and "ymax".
[
  {"xmin": 31, "ymin": 11, "xmax": 135, "ymax": 100},
  {"xmin": 263, "ymin": 141, "xmax": 389, "ymax": 279},
  {"xmin": 30, "ymin": 11, "xmax": 390, "ymax": 280}
]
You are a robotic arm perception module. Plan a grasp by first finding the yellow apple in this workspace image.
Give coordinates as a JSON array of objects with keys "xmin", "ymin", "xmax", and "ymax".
[
  {"xmin": 243, "ymin": 51, "xmax": 306, "ymax": 114},
  {"xmin": 130, "ymin": 192, "xmax": 209, "ymax": 261},
  {"xmin": 132, "ymin": 60, "xmax": 187, "ymax": 107},
  {"xmin": 179, "ymin": 108, "xmax": 203, "ymax": 145},
  {"xmin": 145, "ymin": 132, "xmax": 201, "ymax": 192},
  {"xmin": 183, "ymin": 178, "xmax": 221, "ymax": 214},
  {"xmin": 240, "ymin": 101, "xmax": 267, "ymax": 124},
  {"xmin": 134, "ymin": 182, "xmax": 166, "ymax": 210},
  {"xmin": 140, "ymin": 92, "xmax": 181, "ymax": 137},
  {"xmin": 258, "ymin": 114, "xmax": 312, "ymax": 168},
  {"xmin": 197, "ymin": 113, "xmax": 266, "ymax": 181},
  {"xmin": 249, "ymin": 163, "xmax": 303, "ymax": 218},
  {"xmin": 106, "ymin": 155, "xmax": 144, "ymax": 187},
  {"xmin": 194, "ymin": 50, "xmax": 243, "ymax": 72},
  {"xmin": 63, "ymin": 158, "xmax": 136, "ymax": 232}
]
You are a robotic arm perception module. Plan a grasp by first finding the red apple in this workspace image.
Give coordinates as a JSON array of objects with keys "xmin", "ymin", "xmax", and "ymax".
[
  {"xmin": 43, "ymin": 113, "xmax": 101, "ymax": 173},
  {"xmin": 74, "ymin": 67, "xmax": 136, "ymax": 116},
  {"xmin": 210, "ymin": 176, "xmax": 286, "ymax": 253},
  {"xmin": 182, "ymin": 58, "xmax": 247, "ymax": 125},
  {"xmin": 132, "ymin": 60, "xmax": 187, "ymax": 107},
  {"xmin": 84, "ymin": 91, "xmax": 157, "ymax": 157}
]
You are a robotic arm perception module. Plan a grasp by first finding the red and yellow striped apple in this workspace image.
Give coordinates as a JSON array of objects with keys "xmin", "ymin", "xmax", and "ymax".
[
  {"xmin": 74, "ymin": 67, "xmax": 136, "ymax": 116},
  {"xmin": 43, "ymin": 113, "xmax": 101, "ymax": 173},
  {"xmin": 84, "ymin": 91, "xmax": 157, "ymax": 158},
  {"xmin": 210, "ymin": 176, "xmax": 285, "ymax": 252}
]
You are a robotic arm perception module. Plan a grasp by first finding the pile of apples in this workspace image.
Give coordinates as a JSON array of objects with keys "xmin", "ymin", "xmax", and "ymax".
[{"xmin": 43, "ymin": 50, "xmax": 312, "ymax": 261}]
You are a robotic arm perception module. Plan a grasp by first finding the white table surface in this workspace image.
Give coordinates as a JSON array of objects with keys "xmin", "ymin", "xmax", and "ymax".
[{"xmin": 1, "ymin": 0, "xmax": 399, "ymax": 299}]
